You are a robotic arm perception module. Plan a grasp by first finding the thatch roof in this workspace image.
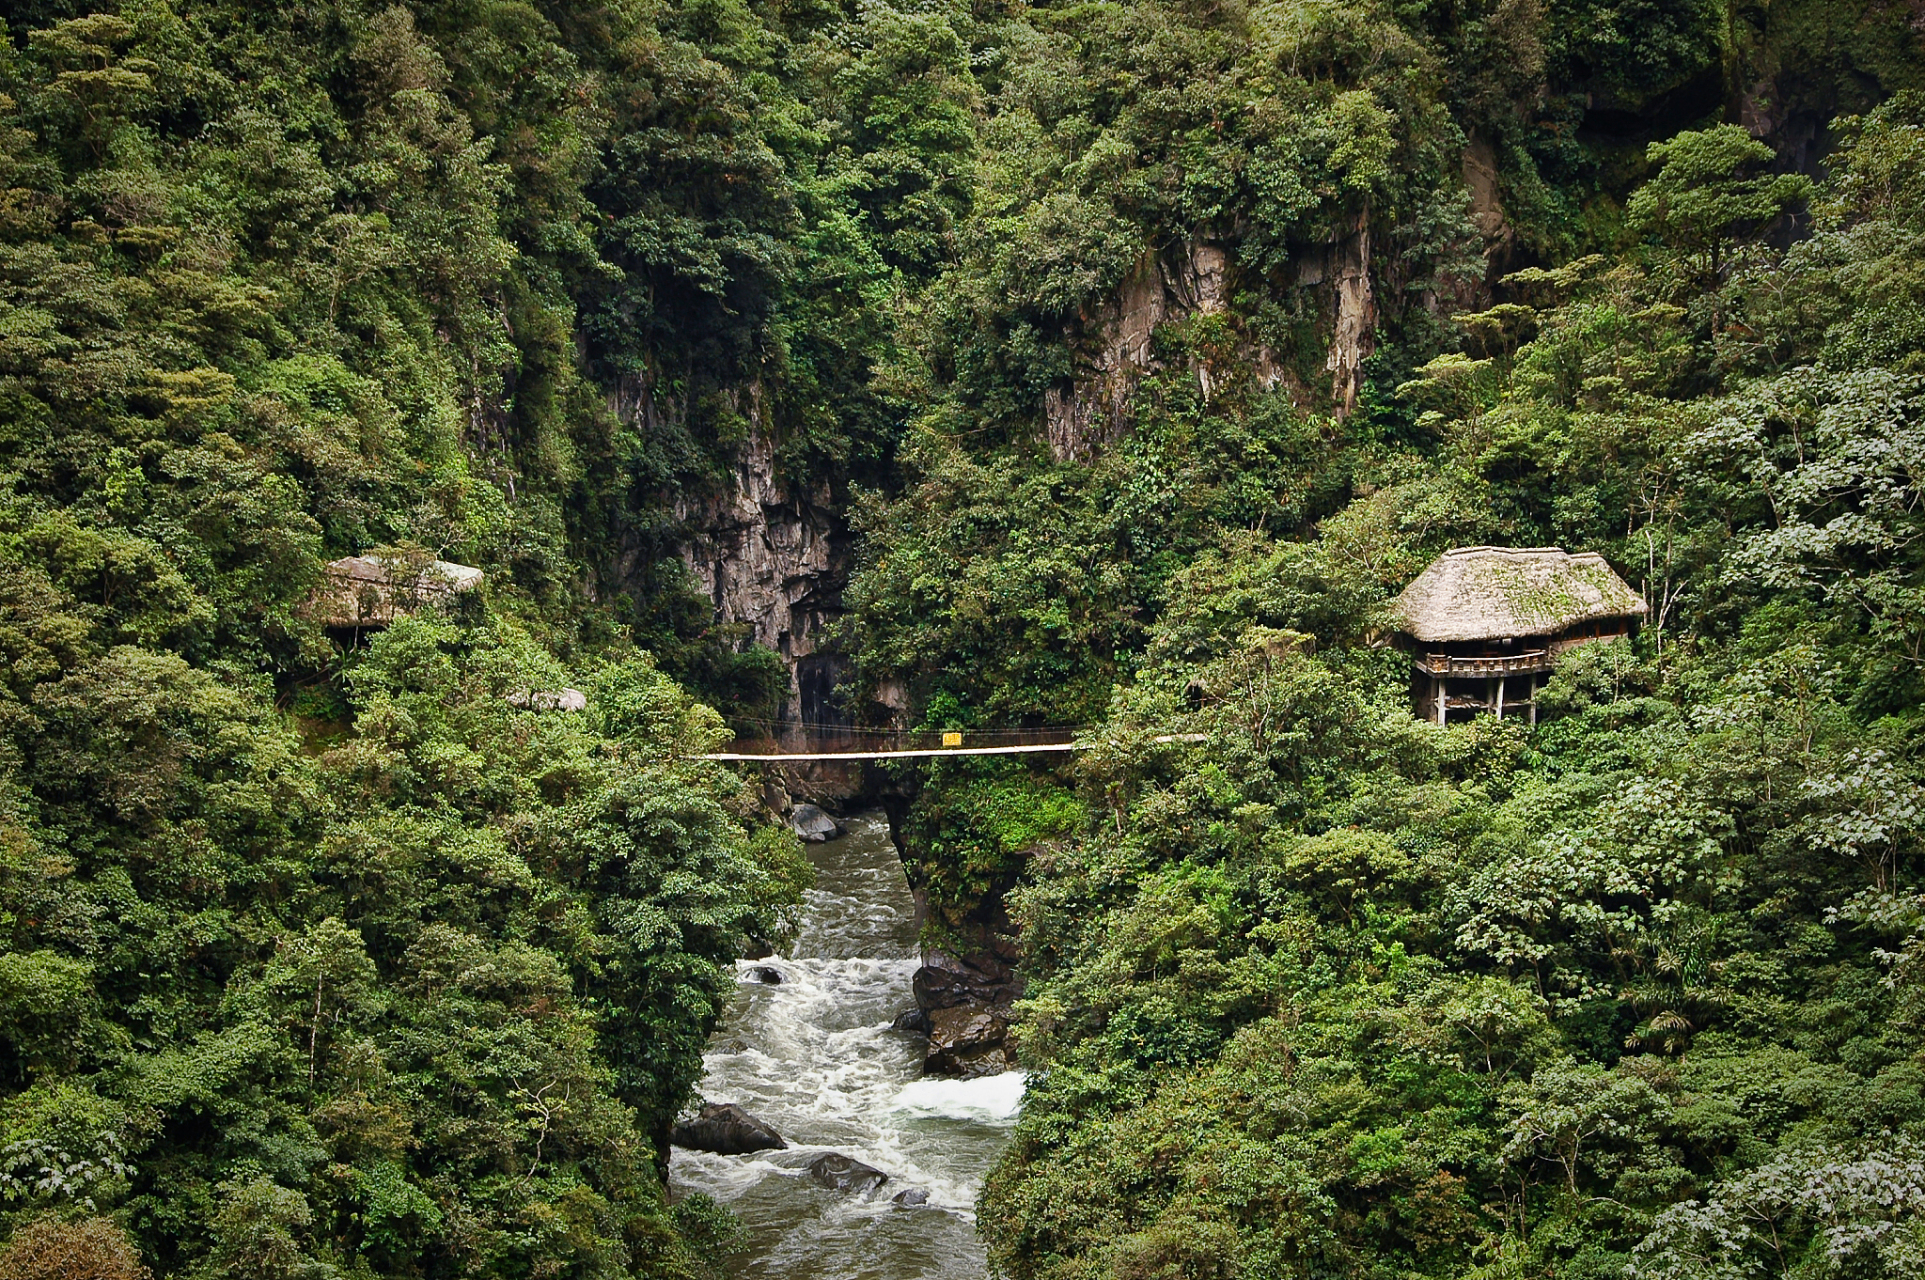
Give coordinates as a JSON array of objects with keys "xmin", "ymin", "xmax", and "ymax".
[
  {"xmin": 311, "ymin": 555, "xmax": 483, "ymax": 629},
  {"xmin": 1392, "ymin": 546, "xmax": 1646, "ymax": 644}
]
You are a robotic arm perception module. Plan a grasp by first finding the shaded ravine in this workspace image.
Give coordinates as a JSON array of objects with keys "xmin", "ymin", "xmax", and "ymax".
[{"xmin": 670, "ymin": 812, "xmax": 1022, "ymax": 1279}]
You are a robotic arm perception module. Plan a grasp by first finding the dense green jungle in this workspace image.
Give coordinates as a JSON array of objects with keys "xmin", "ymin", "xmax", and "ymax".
[{"xmin": 1, "ymin": 0, "xmax": 1924, "ymax": 1276}]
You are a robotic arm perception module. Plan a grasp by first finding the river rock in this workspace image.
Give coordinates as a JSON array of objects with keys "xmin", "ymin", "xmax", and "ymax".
[
  {"xmin": 889, "ymin": 1006, "xmax": 931, "ymax": 1034},
  {"xmin": 746, "ymin": 965, "xmax": 783, "ymax": 984},
  {"xmin": 910, "ymin": 949, "xmax": 976, "ymax": 1010},
  {"xmin": 671, "ymin": 1103, "xmax": 787, "ymax": 1155},
  {"xmin": 790, "ymin": 804, "xmax": 843, "ymax": 843},
  {"xmin": 807, "ymin": 1153, "xmax": 887, "ymax": 1193},
  {"xmin": 923, "ymin": 1005, "xmax": 1016, "ymax": 1077},
  {"xmin": 892, "ymin": 1187, "xmax": 930, "ymax": 1206},
  {"xmin": 912, "ymin": 945, "xmax": 1021, "ymax": 1010}
]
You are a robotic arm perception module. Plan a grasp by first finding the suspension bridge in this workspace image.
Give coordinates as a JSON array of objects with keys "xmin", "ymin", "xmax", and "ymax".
[{"xmin": 698, "ymin": 725, "xmax": 1202, "ymax": 762}]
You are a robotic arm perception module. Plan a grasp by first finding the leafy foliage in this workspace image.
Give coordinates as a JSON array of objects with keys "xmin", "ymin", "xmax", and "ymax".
[
  {"xmin": 0, "ymin": 2, "xmax": 833, "ymax": 1273},
  {"xmin": 1, "ymin": 0, "xmax": 1922, "ymax": 1274},
  {"xmin": 946, "ymin": 109, "xmax": 1925, "ymax": 1279}
]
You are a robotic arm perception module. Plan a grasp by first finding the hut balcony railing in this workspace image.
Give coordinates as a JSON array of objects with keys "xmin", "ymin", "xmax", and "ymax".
[{"xmin": 1415, "ymin": 651, "xmax": 1552, "ymax": 677}]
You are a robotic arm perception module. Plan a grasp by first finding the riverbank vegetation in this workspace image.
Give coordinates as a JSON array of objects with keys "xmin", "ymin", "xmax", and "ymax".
[
  {"xmin": 836, "ymin": 4, "xmax": 1925, "ymax": 1276},
  {"xmin": 2, "ymin": 0, "xmax": 1924, "ymax": 1276},
  {"xmin": 0, "ymin": 2, "xmax": 841, "ymax": 1273},
  {"xmin": 939, "ymin": 97, "xmax": 1925, "ymax": 1280}
]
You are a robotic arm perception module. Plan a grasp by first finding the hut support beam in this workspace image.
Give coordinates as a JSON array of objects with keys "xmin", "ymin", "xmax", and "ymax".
[
  {"xmin": 1494, "ymin": 677, "xmax": 1505, "ymax": 720},
  {"xmin": 1436, "ymin": 677, "xmax": 1447, "ymax": 726}
]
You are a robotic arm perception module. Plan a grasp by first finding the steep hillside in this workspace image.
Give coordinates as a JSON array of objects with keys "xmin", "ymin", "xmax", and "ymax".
[
  {"xmin": 832, "ymin": 1, "xmax": 1925, "ymax": 1277},
  {"xmin": 1, "ymin": 0, "xmax": 1923, "ymax": 1276},
  {"xmin": 0, "ymin": 1, "xmax": 855, "ymax": 1272}
]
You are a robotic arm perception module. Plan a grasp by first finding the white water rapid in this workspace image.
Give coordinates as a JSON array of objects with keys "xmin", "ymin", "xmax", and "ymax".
[{"xmin": 670, "ymin": 812, "xmax": 1023, "ymax": 1278}]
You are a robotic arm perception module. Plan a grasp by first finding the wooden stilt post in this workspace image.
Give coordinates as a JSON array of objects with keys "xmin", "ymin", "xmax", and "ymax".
[
  {"xmin": 1436, "ymin": 676, "xmax": 1447, "ymax": 726},
  {"xmin": 1529, "ymin": 676, "xmax": 1538, "ymax": 726},
  {"xmin": 1495, "ymin": 675, "xmax": 1505, "ymax": 721}
]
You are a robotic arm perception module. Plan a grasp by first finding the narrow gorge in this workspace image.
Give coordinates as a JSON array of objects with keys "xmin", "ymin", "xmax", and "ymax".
[
  {"xmin": 669, "ymin": 814, "xmax": 1022, "ymax": 1278},
  {"xmin": 1, "ymin": 1, "xmax": 1921, "ymax": 1278}
]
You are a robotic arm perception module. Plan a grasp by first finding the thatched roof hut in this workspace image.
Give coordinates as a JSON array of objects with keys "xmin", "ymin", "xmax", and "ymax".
[
  {"xmin": 1393, "ymin": 546, "xmax": 1645, "ymax": 645},
  {"xmin": 311, "ymin": 555, "xmax": 483, "ymax": 629}
]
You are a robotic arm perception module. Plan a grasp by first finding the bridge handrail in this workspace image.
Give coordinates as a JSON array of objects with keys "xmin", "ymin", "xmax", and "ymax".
[
  {"xmin": 697, "ymin": 732, "xmax": 1204, "ymax": 762},
  {"xmin": 714, "ymin": 726, "xmax": 1082, "ymax": 755}
]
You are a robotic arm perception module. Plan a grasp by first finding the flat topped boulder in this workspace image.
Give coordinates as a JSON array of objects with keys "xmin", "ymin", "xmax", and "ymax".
[
  {"xmin": 505, "ymin": 688, "xmax": 588, "ymax": 713},
  {"xmin": 923, "ymin": 1005, "xmax": 1017, "ymax": 1077},
  {"xmin": 311, "ymin": 555, "xmax": 483, "ymax": 629},
  {"xmin": 1392, "ymin": 546, "xmax": 1645, "ymax": 645},
  {"xmin": 671, "ymin": 1102, "xmax": 787, "ymax": 1155}
]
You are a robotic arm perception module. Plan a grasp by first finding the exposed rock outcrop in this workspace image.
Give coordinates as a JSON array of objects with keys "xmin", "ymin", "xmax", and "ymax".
[
  {"xmin": 505, "ymin": 687, "xmax": 587, "ymax": 712},
  {"xmin": 1325, "ymin": 210, "xmax": 1375, "ymax": 418},
  {"xmin": 1463, "ymin": 134, "xmax": 1517, "ymax": 280},
  {"xmin": 309, "ymin": 555, "xmax": 483, "ymax": 630},
  {"xmin": 912, "ymin": 944, "xmax": 1022, "ymax": 1014},
  {"xmin": 604, "ymin": 371, "xmax": 851, "ymax": 739},
  {"xmin": 913, "ymin": 938, "xmax": 1024, "ymax": 1078},
  {"xmin": 1042, "ymin": 223, "xmax": 1399, "ymax": 462},
  {"xmin": 671, "ymin": 1103, "xmax": 787, "ymax": 1155},
  {"xmin": 1043, "ymin": 240, "xmax": 1283, "ymax": 462},
  {"xmin": 673, "ymin": 415, "xmax": 846, "ymax": 725}
]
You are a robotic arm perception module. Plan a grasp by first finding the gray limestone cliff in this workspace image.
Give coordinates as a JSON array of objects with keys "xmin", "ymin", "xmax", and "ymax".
[
  {"xmin": 601, "ymin": 375, "xmax": 851, "ymax": 733},
  {"xmin": 1038, "ymin": 224, "xmax": 1398, "ymax": 463},
  {"xmin": 674, "ymin": 423, "xmax": 847, "ymax": 730},
  {"xmin": 1041, "ymin": 240, "xmax": 1268, "ymax": 462}
]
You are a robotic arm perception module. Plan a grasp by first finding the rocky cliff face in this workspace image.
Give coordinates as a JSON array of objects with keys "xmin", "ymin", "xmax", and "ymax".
[
  {"xmin": 674, "ymin": 422, "xmax": 848, "ymax": 729},
  {"xmin": 602, "ymin": 375, "xmax": 852, "ymax": 732},
  {"xmin": 1042, "ymin": 240, "xmax": 1263, "ymax": 462},
  {"xmin": 1040, "ymin": 226, "xmax": 1398, "ymax": 463},
  {"xmin": 1324, "ymin": 213, "xmax": 1376, "ymax": 418}
]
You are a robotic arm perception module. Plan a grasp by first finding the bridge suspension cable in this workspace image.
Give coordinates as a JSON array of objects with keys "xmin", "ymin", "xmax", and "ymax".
[{"xmin": 697, "ymin": 729, "xmax": 1203, "ymax": 762}]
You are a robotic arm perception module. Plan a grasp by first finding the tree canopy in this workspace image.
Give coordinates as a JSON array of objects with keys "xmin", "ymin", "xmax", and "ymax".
[{"xmin": 2, "ymin": 0, "xmax": 1923, "ymax": 1275}]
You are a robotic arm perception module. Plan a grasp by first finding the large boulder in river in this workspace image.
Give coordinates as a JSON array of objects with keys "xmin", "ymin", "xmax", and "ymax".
[
  {"xmin": 808, "ymin": 1153, "xmax": 888, "ymax": 1194},
  {"xmin": 913, "ymin": 945, "xmax": 1021, "ymax": 1010},
  {"xmin": 671, "ymin": 1103, "xmax": 787, "ymax": 1155},
  {"xmin": 923, "ymin": 1005, "xmax": 1017, "ymax": 1077},
  {"xmin": 790, "ymin": 803, "xmax": 843, "ymax": 843},
  {"xmin": 913, "ymin": 940, "xmax": 1023, "ymax": 1074}
]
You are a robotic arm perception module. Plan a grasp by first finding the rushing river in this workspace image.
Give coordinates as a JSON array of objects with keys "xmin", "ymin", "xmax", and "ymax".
[{"xmin": 670, "ymin": 812, "xmax": 1023, "ymax": 1279}]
